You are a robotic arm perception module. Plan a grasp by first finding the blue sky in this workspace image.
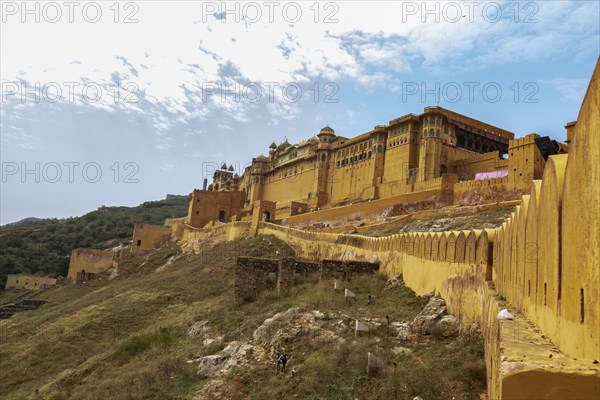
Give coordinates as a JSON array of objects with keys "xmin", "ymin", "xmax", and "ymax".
[{"xmin": 1, "ymin": 0, "xmax": 599, "ymax": 224}]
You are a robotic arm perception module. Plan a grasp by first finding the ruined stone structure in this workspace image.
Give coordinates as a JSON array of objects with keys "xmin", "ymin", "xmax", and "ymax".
[
  {"xmin": 5, "ymin": 275, "xmax": 57, "ymax": 290},
  {"xmin": 186, "ymin": 106, "xmax": 568, "ymax": 228},
  {"xmin": 67, "ymin": 248, "xmax": 116, "ymax": 283},
  {"xmin": 175, "ymin": 59, "xmax": 600, "ymax": 400},
  {"xmin": 234, "ymin": 256, "xmax": 378, "ymax": 304},
  {"xmin": 131, "ymin": 223, "xmax": 172, "ymax": 255}
]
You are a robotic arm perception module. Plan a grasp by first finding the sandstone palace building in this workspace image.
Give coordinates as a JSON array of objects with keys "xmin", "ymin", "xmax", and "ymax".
[{"xmin": 187, "ymin": 106, "xmax": 567, "ymax": 228}]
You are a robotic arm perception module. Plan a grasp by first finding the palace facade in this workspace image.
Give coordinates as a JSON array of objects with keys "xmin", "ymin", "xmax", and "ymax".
[{"xmin": 187, "ymin": 106, "xmax": 567, "ymax": 228}]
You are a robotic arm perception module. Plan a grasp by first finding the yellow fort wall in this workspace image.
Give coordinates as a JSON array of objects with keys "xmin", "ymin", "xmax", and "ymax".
[
  {"xmin": 67, "ymin": 248, "xmax": 116, "ymax": 282},
  {"xmin": 131, "ymin": 223, "xmax": 172, "ymax": 255},
  {"xmin": 560, "ymin": 58, "xmax": 599, "ymax": 361}
]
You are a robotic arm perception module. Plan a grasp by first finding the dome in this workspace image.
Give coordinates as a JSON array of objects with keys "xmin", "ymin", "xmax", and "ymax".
[
  {"xmin": 318, "ymin": 126, "xmax": 335, "ymax": 136},
  {"xmin": 277, "ymin": 139, "xmax": 291, "ymax": 151},
  {"xmin": 228, "ymin": 164, "xmax": 234, "ymax": 171},
  {"xmin": 220, "ymin": 162, "xmax": 227, "ymax": 170},
  {"xmin": 269, "ymin": 141, "xmax": 277, "ymax": 149},
  {"xmin": 255, "ymin": 155, "xmax": 269, "ymax": 162}
]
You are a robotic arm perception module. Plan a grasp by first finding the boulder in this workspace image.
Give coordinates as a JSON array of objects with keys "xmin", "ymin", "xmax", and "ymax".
[
  {"xmin": 438, "ymin": 315, "xmax": 460, "ymax": 337},
  {"xmin": 411, "ymin": 296, "xmax": 459, "ymax": 337}
]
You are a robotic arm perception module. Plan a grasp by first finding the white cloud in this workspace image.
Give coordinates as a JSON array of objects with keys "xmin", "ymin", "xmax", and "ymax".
[{"xmin": 540, "ymin": 78, "xmax": 589, "ymax": 102}]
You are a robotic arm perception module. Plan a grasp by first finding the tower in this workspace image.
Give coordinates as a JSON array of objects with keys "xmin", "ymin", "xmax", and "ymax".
[
  {"xmin": 311, "ymin": 126, "xmax": 335, "ymax": 208},
  {"xmin": 417, "ymin": 124, "xmax": 442, "ymax": 182},
  {"xmin": 248, "ymin": 155, "xmax": 268, "ymax": 205}
]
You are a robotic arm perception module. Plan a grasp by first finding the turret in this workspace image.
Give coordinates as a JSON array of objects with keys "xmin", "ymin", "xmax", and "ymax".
[{"xmin": 317, "ymin": 126, "xmax": 336, "ymax": 143}]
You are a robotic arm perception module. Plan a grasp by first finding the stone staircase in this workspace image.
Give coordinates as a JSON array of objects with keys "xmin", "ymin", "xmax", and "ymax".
[{"xmin": 0, "ymin": 295, "xmax": 47, "ymax": 319}]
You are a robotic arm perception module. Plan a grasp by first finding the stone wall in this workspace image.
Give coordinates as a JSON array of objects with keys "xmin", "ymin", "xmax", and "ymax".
[
  {"xmin": 234, "ymin": 256, "xmax": 377, "ymax": 304},
  {"xmin": 234, "ymin": 257, "xmax": 278, "ymax": 304}
]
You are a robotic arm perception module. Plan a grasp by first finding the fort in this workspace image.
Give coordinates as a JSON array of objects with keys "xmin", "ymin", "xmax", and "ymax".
[{"xmin": 164, "ymin": 60, "xmax": 599, "ymax": 399}]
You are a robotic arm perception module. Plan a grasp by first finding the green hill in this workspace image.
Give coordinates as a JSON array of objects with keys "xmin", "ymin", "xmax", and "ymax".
[{"xmin": 0, "ymin": 195, "xmax": 189, "ymax": 288}]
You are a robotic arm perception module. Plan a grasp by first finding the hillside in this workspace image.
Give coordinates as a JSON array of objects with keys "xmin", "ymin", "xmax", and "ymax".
[
  {"xmin": 0, "ymin": 195, "xmax": 188, "ymax": 288},
  {"xmin": 0, "ymin": 236, "xmax": 486, "ymax": 400}
]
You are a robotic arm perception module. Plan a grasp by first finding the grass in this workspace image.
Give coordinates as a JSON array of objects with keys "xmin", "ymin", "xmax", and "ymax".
[{"xmin": 0, "ymin": 235, "xmax": 486, "ymax": 400}]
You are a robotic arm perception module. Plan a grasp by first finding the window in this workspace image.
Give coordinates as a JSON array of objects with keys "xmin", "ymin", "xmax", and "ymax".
[{"xmin": 137, "ymin": 240, "xmax": 142, "ymax": 246}]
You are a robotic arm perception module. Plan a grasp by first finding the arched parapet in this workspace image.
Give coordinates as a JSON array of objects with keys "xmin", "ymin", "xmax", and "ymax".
[
  {"xmin": 424, "ymin": 233, "xmax": 433, "ymax": 260},
  {"xmin": 536, "ymin": 154, "xmax": 568, "ymax": 332},
  {"xmin": 431, "ymin": 233, "xmax": 441, "ymax": 261},
  {"xmin": 391, "ymin": 234, "xmax": 402, "ymax": 252},
  {"xmin": 439, "ymin": 232, "xmax": 449, "ymax": 262},
  {"xmin": 455, "ymin": 231, "xmax": 467, "ymax": 263},
  {"xmin": 514, "ymin": 195, "xmax": 530, "ymax": 308},
  {"xmin": 524, "ymin": 181, "xmax": 541, "ymax": 308},
  {"xmin": 466, "ymin": 230, "xmax": 480, "ymax": 264},
  {"xmin": 411, "ymin": 233, "xmax": 422, "ymax": 258},
  {"xmin": 561, "ymin": 59, "xmax": 599, "ymax": 361},
  {"xmin": 502, "ymin": 218, "xmax": 513, "ymax": 295},
  {"xmin": 399, "ymin": 234, "xmax": 407, "ymax": 254},
  {"xmin": 384, "ymin": 236, "xmax": 393, "ymax": 252},
  {"xmin": 406, "ymin": 233, "xmax": 418, "ymax": 257},
  {"xmin": 477, "ymin": 229, "xmax": 494, "ymax": 280},
  {"xmin": 446, "ymin": 231, "xmax": 458, "ymax": 262}
]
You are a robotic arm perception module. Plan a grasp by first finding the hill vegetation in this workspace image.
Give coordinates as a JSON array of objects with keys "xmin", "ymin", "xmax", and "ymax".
[
  {"xmin": 0, "ymin": 195, "xmax": 188, "ymax": 288},
  {"xmin": 0, "ymin": 236, "xmax": 486, "ymax": 400}
]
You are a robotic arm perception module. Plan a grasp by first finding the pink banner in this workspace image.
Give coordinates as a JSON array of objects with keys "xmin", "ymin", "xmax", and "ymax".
[{"xmin": 474, "ymin": 170, "xmax": 508, "ymax": 180}]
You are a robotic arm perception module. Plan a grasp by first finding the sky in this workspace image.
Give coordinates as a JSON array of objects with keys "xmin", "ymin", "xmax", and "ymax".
[{"xmin": 1, "ymin": 0, "xmax": 599, "ymax": 225}]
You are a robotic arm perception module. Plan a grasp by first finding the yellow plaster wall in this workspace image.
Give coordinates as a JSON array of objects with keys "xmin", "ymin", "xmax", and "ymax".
[
  {"xmin": 261, "ymin": 159, "xmax": 316, "ymax": 206},
  {"xmin": 492, "ymin": 60, "xmax": 599, "ymax": 362},
  {"xmin": 5, "ymin": 275, "xmax": 57, "ymax": 290},
  {"xmin": 131, "ymin": 223, "xmax": 172, "ymax": 255},
  {"xmin": 560, "ymin": 59, "xmax": 599, "ymax": 360},
  {"xmin": 67, "ymin": 248, "xmax": 115, "ymax": 282}
]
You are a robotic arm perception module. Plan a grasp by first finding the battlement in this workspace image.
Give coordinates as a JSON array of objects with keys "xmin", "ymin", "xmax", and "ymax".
[{"xmin": 508, "ymin": 133, "xmax": 540, "ymax": 148}]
